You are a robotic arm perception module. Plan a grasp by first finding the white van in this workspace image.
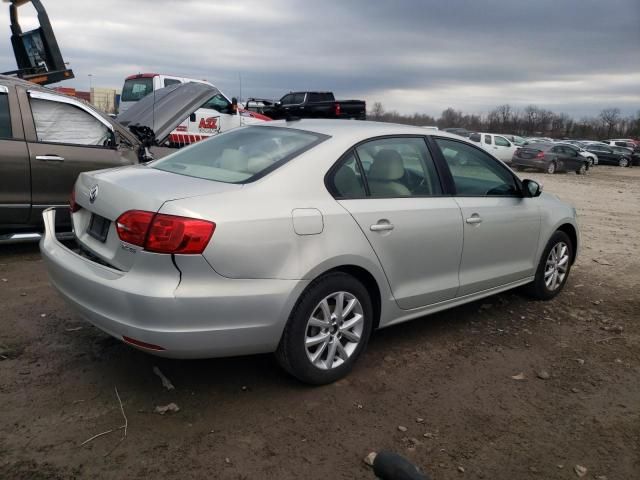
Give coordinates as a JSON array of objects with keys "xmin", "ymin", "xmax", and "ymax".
[
  {"xmin": 468, "ymin": 132, "xmax": 519, "ymax": 163},
  {"xmin": 119, "ymin": 73, "xmax": 270, "ymax": 146}
]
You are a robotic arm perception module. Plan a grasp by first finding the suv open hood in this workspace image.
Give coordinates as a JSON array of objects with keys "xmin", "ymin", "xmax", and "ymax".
[{"xmin": 116, "ymin": 82, "xmax": 219, "ymax": 146}]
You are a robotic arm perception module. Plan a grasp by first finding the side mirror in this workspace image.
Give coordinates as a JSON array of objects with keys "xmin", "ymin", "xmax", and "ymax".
[
  {"xmin": 522, "ymin": 179, "xmax": 543, "ymax": 198},
  {"xmin": 231, "ymin": 97, "xmax": 238, "ymax": 115}
]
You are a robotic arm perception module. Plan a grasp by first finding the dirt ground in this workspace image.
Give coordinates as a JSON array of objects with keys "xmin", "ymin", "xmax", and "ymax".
[{"xmin": 1, "ymin": 166, "xmax": 639, "ymax": 480}]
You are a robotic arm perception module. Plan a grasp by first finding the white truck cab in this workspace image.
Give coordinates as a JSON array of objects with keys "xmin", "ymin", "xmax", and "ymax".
[
  {"xmin": 119, "ymin": 74, "xmax": 270, "ymax": 146},
  {"xmin": 469, "ymin": 132, "xmax": 519, "ymax": 163}
]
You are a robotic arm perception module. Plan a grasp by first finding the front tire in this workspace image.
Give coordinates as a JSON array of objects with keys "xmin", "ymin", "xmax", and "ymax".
[
  {"xmin": 546, "ymin": 161, "xmax": 557, "ymax": 174},
  {"xmin": 276, "ymin": 272, "xmax": 373, "ymax": 384},
  {"xmin": 618, "ymin": 157, "xmax": 630, "ymax": 167},
  {"xmin": 576, "ymin": 163, "xmax": 587, "ymax": 175},
  {"xmin": 524, "ymin": 231, "xmax": 573, "ymax": 300}
]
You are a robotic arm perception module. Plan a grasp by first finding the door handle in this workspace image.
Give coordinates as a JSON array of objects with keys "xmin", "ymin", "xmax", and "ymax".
[
  {"xmin": 35, "ymin": 155, "xmax": 65, "ymax": 162},
  {"xmin": 370, "ymin": 222, "xmax": 394, "ymax": 232},
  {"xmin": 465, "ymin": 214, "xmax": 482, "ymax": 225}
]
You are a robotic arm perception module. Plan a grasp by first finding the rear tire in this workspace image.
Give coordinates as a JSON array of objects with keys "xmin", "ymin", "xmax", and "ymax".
[
  {"xmin": 546, "ymin": 161, "xmax": 557, "ymax": 174},
  {"xmin": 618, "ymin": 157, "xmax": 630, "ymax": 167},
  {"xmin": 576, "ymin": 163, "xmax": 587, "ymax": 175},
  {"xmin": 276, "ymin": 272, "xmax": 373, "ymax": 385},
  {"xmin": 524, "ymin": 230, "xmax": 573, "ymax": 300}
]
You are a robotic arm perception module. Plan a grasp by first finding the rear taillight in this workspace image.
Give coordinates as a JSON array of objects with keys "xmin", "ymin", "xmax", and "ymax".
[
  {"xmin": 334, "ymin": 103, "xmax": 341, "ymax": 116},
  {"xmin": 116, "ymin": 210, "xmax": 154, "ymax": 247},
  {"xmin": 115, "ymin": 210, "xmax": 215, "ymax": 254},
  {"xmin": 70, "ymin": 187, "xmax": 80, "ymax": 213},
  {"xmin": 536, "ymin": 151, "xmax": 545, "ymax": 158}
]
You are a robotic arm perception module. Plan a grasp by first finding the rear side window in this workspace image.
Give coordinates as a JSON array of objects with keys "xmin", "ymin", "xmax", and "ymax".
[
  {"xmin": 308, "ymin": 93, "xmax": 333, "ymax": 103},
  {"xmin": 469, "ymin": 132, "xmax": 481, "ymax": 142},
  {"xmin": 328, "ymin": 152, "xmax": 366, "ymax": 198},
  {"xmin": 435, "ymin": 138, "xmax": 519, "ymax": 197},
  {"xmin": 121, "ymin": 78, "xmax": 154, "ymax": 101},
  {"xmin": 152, "ymin": 126, "xmax": 328, "ymax": 183},
  {"xmin": 355, "ymin": 137, "xmax": 442, "ymax": 197},
  {"xmin": 484, "ymin": 135, "xmax": 492, "ymax": 145},
  {"xmin": 0, "ymin": 92, "xmax": 11, "ymax": 139},
  {"xmin": 164, "ymin": 78, "xmax": 181, "ymax": 87}
]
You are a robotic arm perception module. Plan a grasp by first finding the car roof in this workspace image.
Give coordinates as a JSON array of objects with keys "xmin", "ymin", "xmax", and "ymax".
[
  {"xmin": 255, "ymin": 119, "xmax": 464, "ymax": 141},
  {"xmin": 0, "ymin": 74, "xmax": 56, "ymax": 93}
]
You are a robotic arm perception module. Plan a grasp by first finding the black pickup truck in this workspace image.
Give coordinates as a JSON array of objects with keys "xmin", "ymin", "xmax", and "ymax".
[{"xmin": 251, "ymin": 92, "xmax": 366, "ymax": 120}]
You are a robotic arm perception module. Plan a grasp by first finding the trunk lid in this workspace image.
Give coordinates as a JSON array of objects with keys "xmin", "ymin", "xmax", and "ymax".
[
  {"xmin": 517, "ymin": 148, "xmax": 542, "ymax": 159},
  {"xmin": 116, "ymin": 82, "xmax": 220, "ymax": 146},
  {"xmin": 73, "ymin": 165, "xmax": 241, "ymax": 271}
]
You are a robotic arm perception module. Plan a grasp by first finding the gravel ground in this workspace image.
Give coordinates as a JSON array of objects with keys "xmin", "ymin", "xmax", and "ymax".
[{"xmin": 1, "ymin": 166, "xmax": 639, "ymax": 480}]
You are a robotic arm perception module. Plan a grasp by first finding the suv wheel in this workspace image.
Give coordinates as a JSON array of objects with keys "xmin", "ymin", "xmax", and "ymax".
[
  {"xmin": 276, "ymin": 272, "xmax": 373, "ymax": 384},
  {"xmin": 524, "ymin": 230, "xmax": 573, "ymax": 300}
]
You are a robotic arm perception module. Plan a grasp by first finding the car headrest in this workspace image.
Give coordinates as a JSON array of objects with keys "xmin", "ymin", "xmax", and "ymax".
[
  {"xmin": 218, "ymin": 149, "xmax": 249, "ymax": 172},
  {"xmin": 247, "ymin": 156, "xmax": 273, "ymax": 174},
  {"xmin": 369, "ymin": 149, "xmax": 405, "ymax": 180}
]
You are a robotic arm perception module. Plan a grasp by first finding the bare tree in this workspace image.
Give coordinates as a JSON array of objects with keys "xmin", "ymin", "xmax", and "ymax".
[
  {"xmin": 599, "ymin": 108, "xmax": 621, "ymax": 138},
  {"xmin": 370, "ymin": 102, "xmax": 385, "ymax": 120}
]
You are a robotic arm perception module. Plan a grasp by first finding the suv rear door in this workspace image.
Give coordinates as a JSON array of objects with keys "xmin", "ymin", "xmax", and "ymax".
[
  {"xmin": 0, "ymin": 84, "xmax": 31, "ymax": 225},
  {"xmin": 18, "ymin": 87, "xmax": 131, "ymax": 222}
]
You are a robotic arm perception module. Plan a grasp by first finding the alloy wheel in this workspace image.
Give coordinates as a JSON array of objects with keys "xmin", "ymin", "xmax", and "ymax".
[
  {"xmin": 619, "ymin": 157, "xmax": 629, "ymax": 167},
  {"xmin": 547, "ymin": 162, "xmax": 556, "ymax": 174},
  {"xmin": 544, "ymin": 242, "xmax": 569, "ymax": 291},
  {"xmin": 304, "ymin": 291, "xmax": 364, "ymax": 370}
]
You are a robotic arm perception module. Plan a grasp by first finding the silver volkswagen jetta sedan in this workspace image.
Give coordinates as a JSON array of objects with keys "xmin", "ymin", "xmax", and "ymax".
[{"xmin": 41, "ymin": 120, "xmax": 579, "ymax": 384}]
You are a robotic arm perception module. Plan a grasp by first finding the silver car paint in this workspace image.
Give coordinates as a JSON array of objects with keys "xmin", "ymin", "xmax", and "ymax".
[{"xmin": 40, "ymin": 120, "xmax": 579, "ymax": 359}]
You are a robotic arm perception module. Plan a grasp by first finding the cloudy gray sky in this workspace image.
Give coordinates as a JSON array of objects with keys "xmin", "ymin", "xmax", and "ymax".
[{"xmin": 2, "ymin": 0, "xmax": 639, "ymax": 117}]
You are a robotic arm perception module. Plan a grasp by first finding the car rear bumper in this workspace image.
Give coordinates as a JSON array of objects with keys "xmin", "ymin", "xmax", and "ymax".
[
  {"xmin": 512, "ymin": 158, "xmax": 547, "ymax": 170},
  {"xmin": 40, "ymin": 208, "xmax": 307, "ymax": 359}
]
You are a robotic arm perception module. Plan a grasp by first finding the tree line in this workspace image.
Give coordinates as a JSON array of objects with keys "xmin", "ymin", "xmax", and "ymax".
[{"xmin": 368, "ymin": 102, "xmax": 640, "ymax": 139}]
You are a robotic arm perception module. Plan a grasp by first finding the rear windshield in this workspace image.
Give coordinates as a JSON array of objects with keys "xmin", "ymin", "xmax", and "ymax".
[
  {"xmin": 152, "ymin": 126, "xmax": 329, "ymax": 183},
  {"xmin": 121, "ymin": 78, "xmax": 154, "ymax": 102}
]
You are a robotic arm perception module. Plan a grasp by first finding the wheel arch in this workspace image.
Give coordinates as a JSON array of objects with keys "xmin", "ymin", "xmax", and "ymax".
[{"xmin": 557, "ymin": 223, "xmax": 578, "ymax": 264}]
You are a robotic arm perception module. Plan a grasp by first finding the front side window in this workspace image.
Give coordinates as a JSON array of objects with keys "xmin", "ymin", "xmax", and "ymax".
[
  {"xmin": 121, "ymin": 77, "xmax": 154, "ymax": 102},
  {"xmin": 484, "ymin": 135, "xmax": 492, "ymax": 145},
  {"xmin": 494, "ymin": 136, "xmax": 510, "ymax": 147},
  {"xmin": 30, "ymin": 98, "xmax": 112, "ymax": 146},
  {"xmin": 201, "ymin": 94, "xmax": 231, "ymax": 113},
  {"xmin": 153, "ymin": 126, "xmax": 327, "ymax": 183},
  {"xmin": 355, "ymin": 137, "xmax": 442, "ymax": 197},
  {"xmin": 0, "ymin": 92, "xmax": 11, "ymax": 139},
  {"xmin": 435, "ymin": 138, "xmax": 519, "ymax": 196}
]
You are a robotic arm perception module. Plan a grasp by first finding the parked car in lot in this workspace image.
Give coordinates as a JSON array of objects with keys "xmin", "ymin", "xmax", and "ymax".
[
  {"xmin": 554, "ymin": 142, "xmax": 598, "ymax": 165},
  {"xmin": 0, "ymin": 75, "xmax": 244, "ymax": 239},
  {"xmin": 41, "ymin": 120, "xmax": 579, "ymax": 384},
  {"xmin": 512, "ymin": 143, "xmax": 590, "ymax": 174},
  {"xmin": 442, "ymin": 127, "xmax": 471, "ymax": 138},
  {"xmin": 260, "ymin": 91, "xmax": 366, "ymax": 120},
  {"xmin": 468, "ymin": 132, "xmax": 518, "ymax": 163},
  {"xmin": 583, "ymin": 142, "xmax": 632, "ymax": 167},
  {"xmin": 503, "ymin": 134, "xmax": 526, "ymax": 146},
  {"xmin": 603, "ymin": 139, "xmax": 639, "ymax": 149}
]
